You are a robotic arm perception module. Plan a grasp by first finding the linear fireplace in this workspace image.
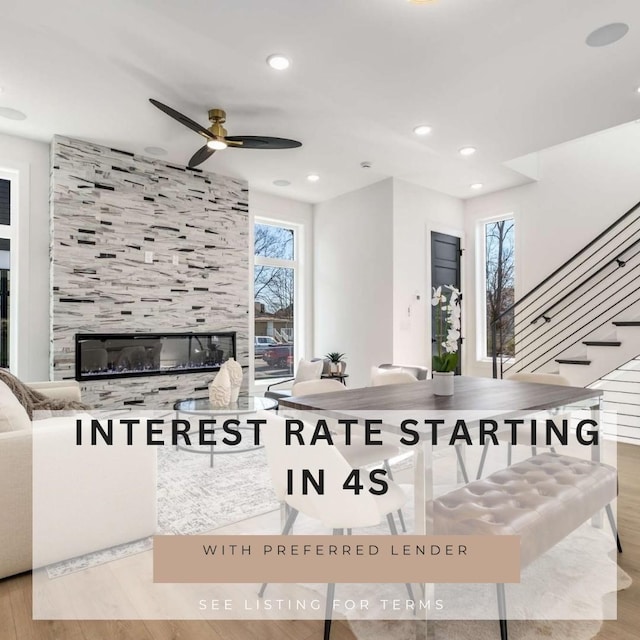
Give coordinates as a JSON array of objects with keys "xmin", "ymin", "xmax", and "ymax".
[{"xmin": 75, "ymin": 332, "xmax": 236, "ymax": 381}]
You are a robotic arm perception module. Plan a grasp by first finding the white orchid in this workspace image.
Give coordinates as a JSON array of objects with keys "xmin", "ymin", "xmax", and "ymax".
[
  {"xmin": 431, "ymin": 286, "xmax": 447, "ymax": 306},
  {"xmin": 432, "ymin": 285, "xmax": 462, "ymax": 371}
]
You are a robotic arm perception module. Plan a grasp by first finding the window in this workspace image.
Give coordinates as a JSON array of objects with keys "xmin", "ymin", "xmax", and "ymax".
[
  {"xmin": 481, "ymin": 217, "xmax": 515, "ymax": 359},
  {"xmin": 0, "ymin": 179, "xmax": 10, "ymax": 367},
  {"xmin": 254, "ymin": 221, "xmax": 297, "ymax": 381}
]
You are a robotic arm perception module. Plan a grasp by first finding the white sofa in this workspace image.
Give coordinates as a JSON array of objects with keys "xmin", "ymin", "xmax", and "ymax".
[{"xmin": 0, "ymin": 379, "xmax": 157, "ymax": 579}]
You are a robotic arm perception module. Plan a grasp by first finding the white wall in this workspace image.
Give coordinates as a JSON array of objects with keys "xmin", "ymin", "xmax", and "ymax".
[
  {"xmin": 314, "ymin": 179, "xmax": 394, "ymax": 389},
  {"xmin": 392, "ymin": 179, "xmax": 464, "ymax": 368},
  {"xmin": 0, "ymin": 133, "xmax": 50, "ymax": 381},
  {"xmin": 464, "ymin": 122, "xmax": 640, "ymax": 377},
  {"xmin": 249, "ymin": 190, "xmax": 314, "ymax": 387}
]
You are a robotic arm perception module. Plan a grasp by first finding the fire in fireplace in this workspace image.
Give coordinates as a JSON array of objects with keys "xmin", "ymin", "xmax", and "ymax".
[{"xmin": 75, "ymin": 332, "xmax": 236, "ymax": 381}]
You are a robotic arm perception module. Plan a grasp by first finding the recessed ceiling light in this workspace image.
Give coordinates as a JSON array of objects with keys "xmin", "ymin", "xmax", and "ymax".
[
  {"xmin": 586, "ymin": 23, "xmax": 629, "ymax": 47},
  {"xmin": 266, "ymin": 54, "xmax": 291, "ymax": 71},
  {"xmin": 408, "ymin": 0, "xmax": 438, "ymax": 4},
  {"xmin": 470, "ymin": 183, "xmax": 484, "ymax": 190},
  {"xmin": 0, "ymin": 107, "xmax": 26, "ymax": 121},
  {"xmin": 306, "ymin": 174, "xmax": 320, "ymax": 182},
  {"xmin": 144, "ymin": 146, "xmax": 167, "ymax": 156},
  {"xmin": 459, "ymin": 146, "xmax": 476, "ymax": 156},
  {"xmin": 635, "ymin": 86, "xmax": 640, "ymax": 94},
  {"xmin": 207, "ymin": 139, "xmax": 228, "ymax": 150},
  {"xmin": 413, "ymin": 124, "xmax": 432, "ymax": 136},
  {"xmin": 273, "ymin": 179, "xmax": 291, "ymax": 187}
]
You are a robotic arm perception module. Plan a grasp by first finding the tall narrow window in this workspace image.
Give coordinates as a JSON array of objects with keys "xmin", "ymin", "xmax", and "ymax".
[
  {"xmin": 483, "ymin": 217, "xmax": 515, "ymax": 359},
  {"xmin": 254, "ymin": 221, "xmax": 297, "ymax": 381},
  {"xmin": 0, "ymin": 179, "xmax": 10, "ymax": 367}
]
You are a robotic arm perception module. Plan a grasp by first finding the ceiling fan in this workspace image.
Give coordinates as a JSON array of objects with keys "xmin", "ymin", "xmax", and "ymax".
[{"xmin": 149, "ymin": 99, "xmax": 302, "ymax": 168}]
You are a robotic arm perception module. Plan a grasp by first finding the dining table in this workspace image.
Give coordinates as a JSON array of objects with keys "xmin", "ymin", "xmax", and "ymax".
[
  {"xmin": 278, "ymin": 375, "xmax": 604, "ymax": 637},
  {"xmin": 278, "ymin": 375, "xmax": 604, "ymax": 535}
]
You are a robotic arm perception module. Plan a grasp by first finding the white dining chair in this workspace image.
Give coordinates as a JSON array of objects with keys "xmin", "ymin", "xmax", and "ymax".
[
  {"xmin": 257, "ymin": 410, "xmax": 413, "ymax": 640},
  {"xmin": 377, "ymin": 363, "xmax": 429, "ymax": 380},
  {"xmin": 476, "ymin": 372, "xmax": 572, "ymax": 478},
  {"xmin": 291, "ymin": 378, "xmax": 346, "ymax": 396},
  {"xmin": 290, "ymin": 377, "xmax": 407, "ymax": 532},
  {"xmin": 370, "ymin": 367, "xmax": 419, "ymax": 386}
]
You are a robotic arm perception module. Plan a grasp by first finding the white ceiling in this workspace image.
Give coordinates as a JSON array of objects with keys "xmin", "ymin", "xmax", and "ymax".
[{"xmin": 1, "ymin": 0, "xmax": 640, "ymax": 203}]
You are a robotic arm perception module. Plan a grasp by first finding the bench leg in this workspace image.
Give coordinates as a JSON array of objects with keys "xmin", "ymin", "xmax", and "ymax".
[
  {"xmin": 496, "ymin": 583, "xmax": 508, "ymax": 640},
  {"xmin": 605, "ymin": 504, "xmax": 623, "ymax": 553}
]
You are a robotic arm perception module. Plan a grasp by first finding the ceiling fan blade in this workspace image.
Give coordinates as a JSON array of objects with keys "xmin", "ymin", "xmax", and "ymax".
[
  {"xmin": 149, "ymin": 99, "xmax": 213, "ymax": 139},
  {"xmin": 225, "ymin": 135, "xmax": 302, "ymax": 149},
  {"xmin": 188, "ymin": 144, "xmax": 215, "ymax": 168}
]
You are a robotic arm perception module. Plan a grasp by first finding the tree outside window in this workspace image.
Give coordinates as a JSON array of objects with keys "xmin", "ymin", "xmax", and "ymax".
[
  {"xmin": 485, "ymin": 218, "xmax": 515, "ymax": 358},
  {"xmin": 254, "ymin": 223, "xmax": 296, "ymax": 380}
]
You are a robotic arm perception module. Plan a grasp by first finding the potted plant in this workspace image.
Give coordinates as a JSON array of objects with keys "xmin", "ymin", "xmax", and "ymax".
[
  {"xmin": 325, "ymin": 352, "xmax": 346, "ymax": 375},
  {"xmin": 431, "ymin": 285, "xmax": 461, "ymax": 396}
]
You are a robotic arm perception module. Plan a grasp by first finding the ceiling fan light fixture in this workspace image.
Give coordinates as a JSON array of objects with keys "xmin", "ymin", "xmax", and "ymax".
[
  {"xmin": 207, "ymin": 139, "xmax": 228, "ymax": 150},
  {"xmin": 267, "ymin": 54, "xmax": 291, "ymax": 71}
]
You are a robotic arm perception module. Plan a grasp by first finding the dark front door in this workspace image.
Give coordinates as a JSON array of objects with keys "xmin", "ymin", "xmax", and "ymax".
[{"xmin": 431, "ymin": 231, "xmax": 461, "ymax": 374}]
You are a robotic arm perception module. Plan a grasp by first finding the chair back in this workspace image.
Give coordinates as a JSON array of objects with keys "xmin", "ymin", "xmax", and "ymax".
[
  {"xmin": 371, "ymin": 367, "xmax": 419, "ymax": 386},
  {"xmin": 258, "ymin": 411, "xmax": 384, "ymax": 529},
  {"xmin": 292, "ymin": 379, "xmax": 346, "ymax": 396},
  {"xmin": 378, "ymin": 363, "xmax": 428, "ymax": 380},
  {"xmin": 508, "ymin": 372, "xmax": 571, "ymax": 386}
]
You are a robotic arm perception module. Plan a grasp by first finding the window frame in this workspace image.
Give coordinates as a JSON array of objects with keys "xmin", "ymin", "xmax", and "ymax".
[
  {"xmin": 252, "ymin": 216, "xmax": 303, "ymax": 387},
  {"xmin": 475, "ymin": 212, "xmax": 516, "ymax": 364},
  {"xmin": 0, "ymin": 170, "xmax": 17, "ymax": 372}
]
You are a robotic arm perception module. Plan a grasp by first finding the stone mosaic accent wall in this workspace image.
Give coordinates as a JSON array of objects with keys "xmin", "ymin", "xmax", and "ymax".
[{"xmin": 50, "ymin": 136, "xmax": 249, "ymax": 408}]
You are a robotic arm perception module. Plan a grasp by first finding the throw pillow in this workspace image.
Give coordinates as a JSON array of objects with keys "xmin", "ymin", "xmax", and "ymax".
[
  {"xmin": 294, "ymin": 359, "xmax": 324, "ymax": 384},
  {"xmin": 0, "ymin": 380, "xmax": 31, "ymax": 432}
]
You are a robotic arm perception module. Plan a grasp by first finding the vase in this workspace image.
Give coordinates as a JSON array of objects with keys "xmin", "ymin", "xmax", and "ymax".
[
  {"xmin": 223, "ymin": 357, "xmax": 243, "ymax": 403},
  {"xmin": 209, "ymin": 366, "xmax": 231, "ymax": 408},
  {"xmin": 433, "ymin": 371, "xmax": 454, "ymax": 396}
]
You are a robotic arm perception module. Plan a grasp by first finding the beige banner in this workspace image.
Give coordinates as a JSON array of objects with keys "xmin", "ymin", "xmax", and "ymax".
[{"xmin": 153, "ymin": 535, "xmax": 520, "ymax": 584}]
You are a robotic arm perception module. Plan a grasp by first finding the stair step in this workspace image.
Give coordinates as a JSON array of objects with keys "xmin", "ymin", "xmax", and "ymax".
[
  {"xmin": 556, "ymin": 358, "xmax": 591, "ymax": 365},
  {"xmin": 583, "ymin": 340, "xmax": 622, "ymax": 347},
  {"xmin": 612, "ymin": 321, "xmax": 640, "ymax": 326}
]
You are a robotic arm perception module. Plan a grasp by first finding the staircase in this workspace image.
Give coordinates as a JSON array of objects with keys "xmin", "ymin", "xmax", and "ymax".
[
  {"xmin": 492, "ymin": 200, "xmax": 640, "ymax": 441},
  {"xmin": 590, "ymin": 355, "xmax": 640, "ymax": 443}
]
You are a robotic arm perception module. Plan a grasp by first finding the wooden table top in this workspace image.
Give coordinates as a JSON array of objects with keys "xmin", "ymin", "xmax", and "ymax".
[{"xmin": 279, "ymin": 375, "xmax": 602, "ymax": 413}]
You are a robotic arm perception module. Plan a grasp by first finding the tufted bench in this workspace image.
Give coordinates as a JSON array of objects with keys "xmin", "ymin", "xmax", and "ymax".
[{"xmin": 434, "ymin": 452, "xmax": 621, "ymax": 640}]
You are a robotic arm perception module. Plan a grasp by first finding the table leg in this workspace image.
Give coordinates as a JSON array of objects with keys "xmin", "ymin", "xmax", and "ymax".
[
  {"xmin": 414, "ymin": 438, "xmax": 436, "ymax": 639},
  {"xmin": 591, "ymin": 399, "xmax": 603, "ymax": 528}
]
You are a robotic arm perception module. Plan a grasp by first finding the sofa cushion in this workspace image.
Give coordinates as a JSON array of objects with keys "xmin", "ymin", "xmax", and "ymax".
[{"xmin": 0, "ymin": 380, "xmax": 31, "ymax": 432}]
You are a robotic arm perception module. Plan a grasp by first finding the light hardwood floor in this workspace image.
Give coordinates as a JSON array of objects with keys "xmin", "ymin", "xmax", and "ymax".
[{"xmin": 1, "ymin": 443, "xmax": 638, "ymax": 640}]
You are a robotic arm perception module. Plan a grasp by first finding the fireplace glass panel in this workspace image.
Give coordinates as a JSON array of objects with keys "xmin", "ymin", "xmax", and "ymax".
[{"xmin": 75, "ymin": 332, "xmax": 236, "ymax": 381}]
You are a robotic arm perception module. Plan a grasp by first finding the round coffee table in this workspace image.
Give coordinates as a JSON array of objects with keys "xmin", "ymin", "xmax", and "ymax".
[{"xmin": 173, "ymin": 395, "xmax": 277, "ymax": 468}]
